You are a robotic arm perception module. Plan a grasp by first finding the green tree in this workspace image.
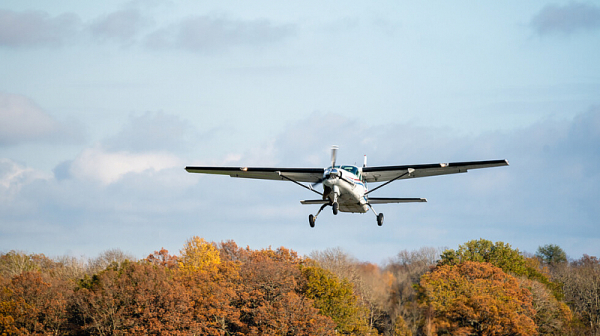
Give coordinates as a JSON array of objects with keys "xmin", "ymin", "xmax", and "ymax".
[
  {"xmin": 301, "ymin": 265, "xmax": 373, "ymax": 335},
  {"xmin": 439, "ymin": 239, "xmax": 528, "ymax": 275},
  {"xmin": 536, "ymin": 244, "xmax": 567, "ymax": 265},
  {"xmin": 440, "ymin": 238, "xmax": 562, "ymax": 300}
]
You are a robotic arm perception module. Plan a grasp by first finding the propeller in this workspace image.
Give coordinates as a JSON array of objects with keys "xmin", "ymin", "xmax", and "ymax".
[
  {"xmin": 311, "ymin": 145, "xmax": 339, "ymax": 189},
  {"xmin": 330, "ymin": 145, "xmax": 338, "ymax": 168}
]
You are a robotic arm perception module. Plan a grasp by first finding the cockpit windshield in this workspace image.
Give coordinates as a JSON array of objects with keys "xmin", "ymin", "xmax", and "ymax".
[
  {"xmin": 325, "ymin": 165, "xmax": 363, "ymax": 181},
  {"xmin": 341, "ymin": 165, "xmax": 361, "ymax": 180}
]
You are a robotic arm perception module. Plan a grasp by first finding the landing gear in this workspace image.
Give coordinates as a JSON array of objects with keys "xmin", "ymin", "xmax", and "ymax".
[
  {"xmin": 332, "ymin": 202, "xmax": 338, "ymax": 215},
  {"xmin": 368, "ymin": 203, "xmax": 384, "ymax": 227},
  {"xmin": 309, "ymin": 203, "xmax": 329, "ymax": 228},
  {"xmin": 377, "ymin": 213, "xmax": 384, "ymax": 226}
]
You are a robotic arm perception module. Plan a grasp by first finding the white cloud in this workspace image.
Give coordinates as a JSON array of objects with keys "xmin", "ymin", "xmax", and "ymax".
[
  {"xmin": 69, "ymin": 146, "xmax": 181, "ymax": 185},
  {"xmin": 0, "ymin": 93, "xmax": 83, "ymax": 146},
  {"xmin": 0, "ymin": 93, "xmax": 62, "ymax": 146},
  {"xmin": 1, "ymin": 108, "xmax": 599, "ymax": 262},
  {"xmin": 0, "ymin": 158, "xmax": 50, "ymax": 201}
]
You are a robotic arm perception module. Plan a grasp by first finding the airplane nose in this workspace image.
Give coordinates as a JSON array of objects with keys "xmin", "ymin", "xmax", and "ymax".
[{"xmin": 324, "ymin": 170, "xmax": 340, "ymax": 182}]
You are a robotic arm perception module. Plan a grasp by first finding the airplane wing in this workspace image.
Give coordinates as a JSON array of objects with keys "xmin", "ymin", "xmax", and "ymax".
[
  {"xmin": 362, "ymin": 159, "xmax": 508, "ymax": 183},
  {"xmin": 300, "ymin": 198, "xmax": 426, "ymax": 205},
  {"xmin": 185, "ymin": 166, "xmax": 324, "ymax": 183},
  {"xmin": 368, "ymin": 197, "xmax": 427, "ymax": 203}
]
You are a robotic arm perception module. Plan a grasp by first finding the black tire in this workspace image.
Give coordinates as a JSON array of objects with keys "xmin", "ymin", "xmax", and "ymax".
[
  {"xmin": 377, "ymin": 213, "xmax": 384, "ymax": 226},
  {"xmin": 309, "ymin": 214, "xmax": 315, "ymax": 228},
  {"xmin": 333, "ymin": 202, "xmax": 339, "ymax": 215}
]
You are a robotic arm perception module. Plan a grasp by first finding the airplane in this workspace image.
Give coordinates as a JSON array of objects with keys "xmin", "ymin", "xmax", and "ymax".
[{"xmin": 185, "ymin": 146, "xmax": 508, "ymax": 227}]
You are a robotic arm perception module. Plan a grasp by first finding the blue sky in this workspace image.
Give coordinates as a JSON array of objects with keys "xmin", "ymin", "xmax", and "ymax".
[{"xmin": 1, "ymin": 1, "xmax": 599, "ymax": 262}]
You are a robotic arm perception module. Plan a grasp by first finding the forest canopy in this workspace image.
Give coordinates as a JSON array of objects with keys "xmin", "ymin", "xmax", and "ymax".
[{"xmin": 0, "ymin": 238, "xmax": 598, "ymax": 336}]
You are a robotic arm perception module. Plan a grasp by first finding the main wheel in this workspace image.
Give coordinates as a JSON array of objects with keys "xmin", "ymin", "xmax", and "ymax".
[
  {"xmin": 377, "ymin": 213, "xmax": 384, "ymax": 226},
  {"xmin": 309, "ymin": 214, "xmax": 315, "ymax": 228},
  {"xmin": 332, "ymin": 202, "xmax": 339, "ymax": 215}
]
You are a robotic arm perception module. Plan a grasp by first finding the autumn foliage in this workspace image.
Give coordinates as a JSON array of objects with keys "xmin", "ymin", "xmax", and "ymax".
[
  {"xmin": 0, "ymin": 237, "xmax": 598, "ymax": 335},
  {"xmin": 418, "ymin": 261, "xmax": 537, "ymax": 335}
]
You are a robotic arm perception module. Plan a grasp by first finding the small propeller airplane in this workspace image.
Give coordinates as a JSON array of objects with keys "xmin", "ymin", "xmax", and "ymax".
[{"xmin": 185, "ymin": 146, "xmax": 508, "ymax": 227}]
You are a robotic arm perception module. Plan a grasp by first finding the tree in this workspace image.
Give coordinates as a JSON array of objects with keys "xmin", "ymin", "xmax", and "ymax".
[
  {"xmin": 354, "ymin": 262, "xmax": 395, "ymax": 332},
  {"xmin": 393, "ymin": 315, "xmax": 412, "ymax": 336},
  {"xmin": 554, "ymin": 255, "xmax": 600, "ymax": 334},
  {"xmin": 310, "ymin": 248, "xmax": 385, "ymax": 328},
  {"xmin": 146, "ymin": 248, "xmax": 179, "ymax": 269},
  {"xmin": 439, "ymin": 239, "xmax": 528, "ymax": 275},
  {"xmin": 0, "ymin": 271, "xmax": 72, "ymax": 335},
  {"xmin": 234, "ymin": 247, "xmax": 336, "ymax": 335},
  {"xmin": 179, "ymin": 259, "xmax": 243, "ymax": 335},
  {"xmin": 310, "ymin": 248, "xmax": 359, "ymax": 277},
  {"xmin": 536, "ymin": 244, "xmax": 567, "ymax": 265},
  {"xmin": 385, "ymin": 247, "xmax": 442, "ymax": 335},
  {"xmin": 418, "ymin": 261, "xmax": 537, "ymax": 336},
  {"xmin": 178, "ymin": 236, "xmax": 221, "ymax": 273},
  {"xmin": 73, "ymin": 261, "xmax": 198, "ymax": 335},
  {"xmin": 440, "ymin": 239, "xmax": 562, "ymax": 300},
  {"xmin": 87, "ymin": 248, "xmax": 136, "ymax": 274},
  {"xmin": 520, "ymin": 277, "xmax": 572, "ymax": 335},
  {"xmin": 301, "ymin": 265, "xmax": 372, "ymax": 335},
  {"xmin": 0, "ymin": 251, "xmax": 56, "ymax": 278}
]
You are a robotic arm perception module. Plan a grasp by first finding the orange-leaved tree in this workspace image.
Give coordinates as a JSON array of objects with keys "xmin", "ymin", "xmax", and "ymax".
[
  {"xmin": 418, "ymin": 261, "xmax": 537, "ymax": 336},
  {"xmin": 235, "ymin": 247, "xmax": 336, "ymax": 335},
  {"xmin": 0, "ymin": 271, "xmax": 72, "ymax": 335},
  {"xmin": 73, "ymin": 261, "xmax": 197, "ymax": 335}
]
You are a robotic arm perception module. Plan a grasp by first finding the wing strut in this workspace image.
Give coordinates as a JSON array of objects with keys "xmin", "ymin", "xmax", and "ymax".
[
  {"xmin": 365, "ymin": 168, "xmax": 414, "ymax": 196},
  {"xmin": 278, "ymin": 172, "xmax": 323, "ymax": 196}
]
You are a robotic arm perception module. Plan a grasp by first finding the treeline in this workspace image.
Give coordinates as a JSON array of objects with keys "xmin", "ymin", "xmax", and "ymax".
[{"xmin": 1, "ymin": 238, "xmax": 599, "ymax": 335}]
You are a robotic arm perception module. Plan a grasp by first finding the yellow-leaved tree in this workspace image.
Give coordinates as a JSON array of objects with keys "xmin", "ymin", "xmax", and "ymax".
[{"xmin": 178, "ymin": 236, "xmax": 221, "ymax": 273}]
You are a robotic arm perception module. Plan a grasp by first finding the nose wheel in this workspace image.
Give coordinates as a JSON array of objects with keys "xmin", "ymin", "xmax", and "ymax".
[{"xmin": 332, "ymin": 202, "xmax": 339, "ymax": 215}]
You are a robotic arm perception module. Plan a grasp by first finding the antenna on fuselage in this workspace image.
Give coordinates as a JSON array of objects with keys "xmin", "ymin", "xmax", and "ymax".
[{"xmin": 363, "ymin": 155, "xmax": 367, "ymax": 168}]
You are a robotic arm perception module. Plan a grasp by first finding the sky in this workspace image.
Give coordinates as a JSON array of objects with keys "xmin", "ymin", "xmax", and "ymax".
[{"xmin": 1, "ymin": 1, "xmax": 599, "ymax": 263}]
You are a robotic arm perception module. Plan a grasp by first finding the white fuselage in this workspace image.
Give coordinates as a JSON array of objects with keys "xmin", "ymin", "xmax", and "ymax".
[{"xmin": 322, "ymin": 166, "xmax": 369, "ymax": 213}]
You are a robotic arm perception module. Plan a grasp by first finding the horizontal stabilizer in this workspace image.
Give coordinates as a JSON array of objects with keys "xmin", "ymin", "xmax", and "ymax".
[
  {"xmin": 300, "ymin": 199, "xmax": 330, "ymax": 205},
  {"xmin": 368, "ymin": 197, "xmax": 427, "ymax": 204}
]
